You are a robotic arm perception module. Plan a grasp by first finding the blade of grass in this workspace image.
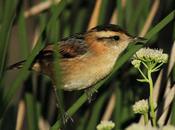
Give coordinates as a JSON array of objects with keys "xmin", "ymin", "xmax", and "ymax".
[
  {"xmin": 98, "ymin": 0, "xmax": 108, "ymax": 24},
  {"xmin": 77, "ymin": 112, "xmax": 89, "ymax": 130},
  {"xmin": 86, "ymin": 92, "xmax": 108, "ymax": 130},
  {"xmin": 170, "ymin": 92, "xmax": 175, "ymax": 125},
  {"xmin": 17, "ymin": 8, "xmax": 30, "ymax": 57},
  {"xmin": 46, "ymin": 0, "xmax": 67, "ymax": 39},
  {"xmin": 25, "ymin": 93, "xmax": 39, "ymax": 130},
  {"xmin": 117, "ymin": 0, "xmax": 124, "ymax": 27},
  {"xmin": 15, "ymin": 100, "xmax": 25, "ymax": 130},
  {"xmin": 24, "ymin": 0, "xmax": 61, "ymax": 18},
  {"xmin": 138, "ymin": 0, "xmax": 150, "ymax": 32},
  {"xmin": 171, "ymin": 63, "xmax": 175, "ymax": 125},
  {"xmin": 68, "ymin": 0, "xmax": 82, "ymax": 33},
  {"xmin": 0, "ymin": 33, "xmax": 45, "ymax": 118},
  {"xmin": 102, "ymin": 93, "xmax": 116, "ymax": 120},
  {"xmin": 139, "ymin": 0, "xmax": 160, "ymax": 37},
  {"xmin": 125, "ymin": 0, "xmax": 133, "ymax": 32},
  {"xmin": 0, "ymin": 105, "xmax": 17, "ymax": 130},
  {"xmin": 62, "ymin": 10, "xmax": 71, "ymax": 38},
  {"xmin": 88, "ymin": 0, "xmax": 102, "ymax": 29},
  {"xmin": 127, "ymin": 0, "xmax": 148, "ymax": 34},
  {"xmin": 50, "ymin": 10, "xmax": 175, "ymax": 130},
  {"xmin": 46, "ymin": 0, "xmax": 66, "ymax": 42},
  {"xmin": 114, "ymin": 83, "xmax": 122, "ymax": 130},
  {"xmin": 0, "ymin": 0, "xmax": 67, "ymax": 119},
  {"xmin": 0, "ymin": 0, "xmax": 18, "ymax": 79},
  {"xmin": 47, "ymin": 1, "xmax": 67, "ymax": 124},
  {"xmin": 73, "ymin": 8, "xmax": 87, "ymax": 33},
  {"xmin": 145, "ymin": 10, "xmax": 175, "ymax": 39},
  {"xmin": 0, "ymin": 1, "xmax": 4, "ymax": 23}
]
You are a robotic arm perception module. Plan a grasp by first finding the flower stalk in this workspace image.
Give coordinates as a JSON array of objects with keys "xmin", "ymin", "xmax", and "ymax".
[
  {"xmin": 143, "ymin": 113, "xmax": 149, "ymax": 125},
  {"xmin": 132, "ymin": 99, "xmax": 149, "ymax": 125},
  {"xmin": 131, "ymin": 47, "xmax": 168, "ymax": 127},
  {"xmin": 148, "ymin": 70, "xmax": 156, "ymax": 127}
]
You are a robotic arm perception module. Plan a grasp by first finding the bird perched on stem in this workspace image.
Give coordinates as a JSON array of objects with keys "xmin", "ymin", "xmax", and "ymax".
[{"xmin": 7, "ymin": 24, "xmax": 146, "ymax": 123}]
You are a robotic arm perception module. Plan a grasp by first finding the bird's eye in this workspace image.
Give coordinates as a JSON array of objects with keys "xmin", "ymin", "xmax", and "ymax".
[
  {"xmin": 97, "ymin": 35, "xmax": 120, "ymax": 41},
  {"xmin": 112, "ymin": 35, "xmax": 120, "ymax": 41}
]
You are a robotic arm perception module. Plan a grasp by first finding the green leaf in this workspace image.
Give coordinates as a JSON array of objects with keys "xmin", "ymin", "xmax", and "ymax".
[
  {"xmin": 145, "ymin": 10, "xmax": 175, "ymax": 39},
  {"xmin": 117, "ymin": 0, "xmax": 124, "ymax": 27},
  {"xmin": 170, "ymin": 97, "xmax": 175, "ymax": 125},
  {"xmin": 17, "ymin": 8, "xmax": 29, "ymax": 58},
  {"xmin": 0, "ymin": 0, "xmax": 18, "ymax": 79},
  {"xmin": 137, "ymin": 79, "xmax": 148, "ymax": 83},
  {"xmin": 86, "ymin": 92, "xmax": 108, "ymax": 130},
  {"xmin": 0, "ymin": 33, "xmax": 45, "ymax": 118},
  {"xmin": 25, "ymin": 93, "xmax": 39, "ymax": 130}
]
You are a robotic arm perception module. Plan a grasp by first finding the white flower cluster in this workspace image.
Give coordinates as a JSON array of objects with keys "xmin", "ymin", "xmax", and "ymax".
[
  {"xmin": 133, "ymin": 48, "xmax": 168, "ymax": 63},
  {"xmin": 131, "ymin": 59, "xmax": 141, "ymax": 68},
  {"xmin": 126, "ymin": 124, "xmax": 175, "ymax": 130},
  {"xmin": 126, "ymin": 123, "xmax": 157, "ymax": 130},
  {"xmin": 161, "ymin": 125, "xmax": 175, "ymax": 130},
  {"xmin": 132, "ymin": 99, "xmax": 149, "ymax": 114},
  {"xmin": 96, "ymin": 121, "xmax": 115, "ymax": 130}
]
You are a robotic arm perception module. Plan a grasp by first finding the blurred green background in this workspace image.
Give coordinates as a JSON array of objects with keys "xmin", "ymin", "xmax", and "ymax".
[{"xmin": 0, "ymin": 0, "xmax": 174, "ymax": 130}]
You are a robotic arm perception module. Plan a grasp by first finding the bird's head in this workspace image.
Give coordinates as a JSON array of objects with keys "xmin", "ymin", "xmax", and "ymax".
[{"xmin": 85, "ymin": 24, "xmax": 146, "ymax": 54}]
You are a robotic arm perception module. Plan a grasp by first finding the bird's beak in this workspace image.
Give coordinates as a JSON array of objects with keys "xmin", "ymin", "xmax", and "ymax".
[{"xmin": 132, "ymin": 37, "xmax": 147, "ymax": 44}]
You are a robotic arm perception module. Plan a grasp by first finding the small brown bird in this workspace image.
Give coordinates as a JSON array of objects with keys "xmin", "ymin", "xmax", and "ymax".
[
  {"xmin": 8, "ymin": 24, "xmax": 145, "ymax": 123},
  {"xmin": 8, "ymin": 24, "xmax": 145, "ymax": 91}
]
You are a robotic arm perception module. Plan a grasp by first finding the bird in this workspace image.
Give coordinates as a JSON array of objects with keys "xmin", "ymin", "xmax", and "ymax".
[
  {"xmin": 8, "ymin": 24, "xmax": 145, "ymax": 91},
  {"xmin": 7, "ymin": 24, "xmax": 146, "ymax": 123}
]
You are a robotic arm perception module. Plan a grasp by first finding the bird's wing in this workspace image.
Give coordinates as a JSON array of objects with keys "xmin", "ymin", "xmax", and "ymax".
[
  {"xmin": 34, "ymin": 34, "xmax": 88, "ymax": 62},
  {"xmin": 59, "ymin": 34, "xmax": 88, "ymax": 58}
]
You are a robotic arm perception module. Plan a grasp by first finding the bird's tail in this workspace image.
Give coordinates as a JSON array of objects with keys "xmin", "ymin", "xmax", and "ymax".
[{"xmin": 6, "ymin": 60, "xmax": 26, "ymax": 70}]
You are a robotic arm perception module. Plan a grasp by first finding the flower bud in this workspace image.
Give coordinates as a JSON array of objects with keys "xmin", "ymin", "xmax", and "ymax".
[
  {"xmin": 96, "ymin": 121, "xmax": 115, "ymax": 130},
  {"xmin": 132, "ymin": 99, "xmax": 149, "ymax": 114}
]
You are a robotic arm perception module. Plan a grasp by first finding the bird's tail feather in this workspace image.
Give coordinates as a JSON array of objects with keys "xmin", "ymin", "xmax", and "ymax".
[{"xmin": 6, "ymin": 60, "xmax": 26, "ymax": 70}]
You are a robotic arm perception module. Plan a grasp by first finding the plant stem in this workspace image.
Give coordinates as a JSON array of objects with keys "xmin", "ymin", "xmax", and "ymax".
[
  {"xmin": 147, "ymin": 70, "xmax": 156, "ymax": 127},
  {"xmin": 138, "ymin": 67, "xmax": 149, "ymax": 81},
  {"xmin": 152, "ymin": 62, "xmax": 164, "ymax": 72},
  {"xmin": 143, "ymin": 113, "xmax": 149, "ymax": 125}
]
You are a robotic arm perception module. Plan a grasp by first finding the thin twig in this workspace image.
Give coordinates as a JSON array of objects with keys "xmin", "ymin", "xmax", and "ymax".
[
  {"xmin": 101, "ymin": 93, "xmax": 116, "ymax": 121},
  {"xmin": 32, "ymin": 28, "xmax": 40, "ymax": 48},
  {"xmin": 153, "ymin": 70, "xmax": 163, "ymax": 102},
  {"xmin": 110, "ymin": 0, "xmax": 126, "ymax": 25},
  {"xmin": 167, "ymin": 40, "xmax": 175, "ymax": 76},
  {"xmin": 88, "ymin": 0, "xmax": 102, "ymax": 29},
  {"xmin": 39, "ymin": 117, "xmax": 50, "ymax": 130},
  {"xmin": 110, "ymin": 9, "xmax": 118, "ymax": 24},
  {"xmin": 157, "ymin": 41, "xmax": 175, "ymax": 125},
  {"xmin": 164, "ymin": 40, "xmax": 175, "ymax": 97},
  {"xmin": 139, "ymin": 0, "xmax": 160, "ymax": 37},
  {"xmin": 16, "ymin": 100, "xmax": 25, "ymax": 130},
  {"xmin": 24, "ymin": 0, "xmax": 61, "ymax": 18},
  {"xmin": 158, "ymin": 85, "xmax": 175, "ymax": 125},
  {"xmin": 121, "ymin": 0, "xmax": 126, "ymax": 8}
]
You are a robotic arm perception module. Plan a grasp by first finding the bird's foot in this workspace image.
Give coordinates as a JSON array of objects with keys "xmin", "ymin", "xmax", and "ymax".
[
  {"xmin": 84, "ymin": 87, "xmax": 98, "ymax": 103},
  {"xmin": 59, "ymin": 112, "xmax": 73, "ymax": 124}
]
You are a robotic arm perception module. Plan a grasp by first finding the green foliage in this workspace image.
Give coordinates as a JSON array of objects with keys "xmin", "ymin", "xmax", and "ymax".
[
  {"xmin": 0, "ymin": 0, "xmax": 18, "ymax": 78},
  {"xmin": 0, "ymin": 0, "xmax": 174, "ymax": 130}
]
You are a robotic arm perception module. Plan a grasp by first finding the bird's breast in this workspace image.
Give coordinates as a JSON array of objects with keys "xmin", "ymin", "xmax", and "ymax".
[{"xmin": 59, "ymin": 53, "xmax": 117, "ymax": 91}]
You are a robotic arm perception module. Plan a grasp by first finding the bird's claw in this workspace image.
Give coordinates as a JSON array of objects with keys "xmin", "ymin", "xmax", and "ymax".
[
  {"xmin": 85, "ymin": 87, "xmax": 98, "ymax": 103},
  {"xmin": 60, "ymin": 112, "xmax": 73, "ymax": 124}
]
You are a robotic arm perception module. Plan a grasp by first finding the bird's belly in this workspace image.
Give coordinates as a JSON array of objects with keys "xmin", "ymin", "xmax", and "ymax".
[{"xmin": 60, "ymin": 55, "xmax": 116, "ymax": 91}]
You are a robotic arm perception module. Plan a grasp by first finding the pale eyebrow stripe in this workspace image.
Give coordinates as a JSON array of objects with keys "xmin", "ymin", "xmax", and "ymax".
[{"xmin": 95, "ymin": 31, "xmax": 117, "ymax": 38}]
